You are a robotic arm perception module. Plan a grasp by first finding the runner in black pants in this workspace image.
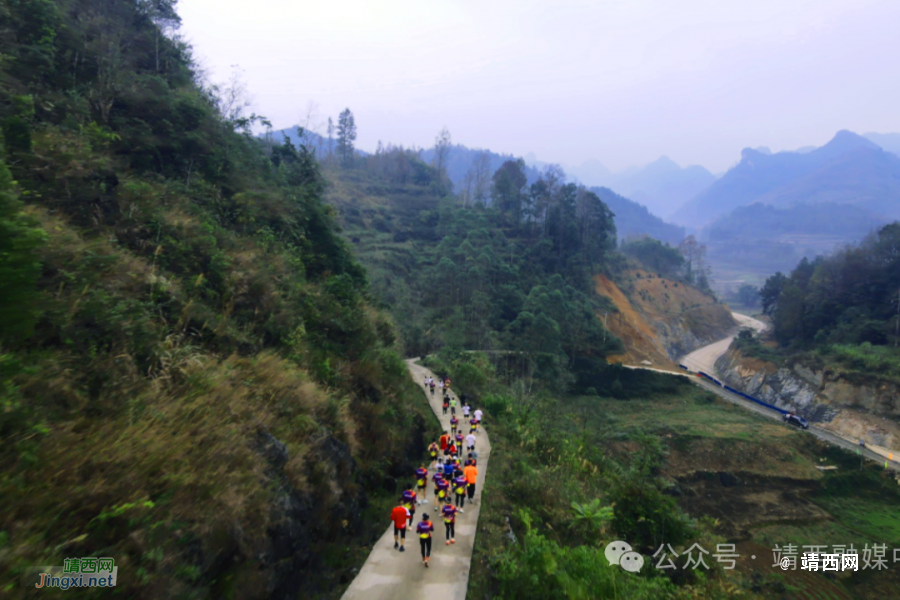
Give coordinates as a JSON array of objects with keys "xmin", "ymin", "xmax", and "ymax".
[
  {"xmin": 416, "ymin": 513, "xmax": 434, "ymax": 567},
  {"xmin": 454, "ymin": 473, "xmax": 467, "ymax": 509},
  {"xmin": 441, "ymin": 502, "xmax": 458, "ymax": 545}
]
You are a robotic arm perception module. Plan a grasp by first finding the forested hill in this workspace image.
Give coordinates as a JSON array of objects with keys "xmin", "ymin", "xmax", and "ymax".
[
  {"xmin": 0, "ymin": 1, "xmax": 431, "ymax": 597},
  {"xmin": 319, "ymin": 151, "xmax": 628, "ymax": 390},
  {"xmin": 760, "ymin": 222, "xmax": 900, "ymax": 350}
]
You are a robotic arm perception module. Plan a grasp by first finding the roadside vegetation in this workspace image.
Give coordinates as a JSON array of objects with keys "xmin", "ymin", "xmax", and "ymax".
[
  {"xmin": 427, "ymin": 349, "xmax": 900, "ymax": 600},
  {"xmin": 0, "ymin": 1, "xmax": 431, "ymax": 597}
]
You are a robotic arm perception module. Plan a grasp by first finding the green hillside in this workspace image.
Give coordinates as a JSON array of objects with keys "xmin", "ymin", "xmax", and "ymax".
[
  {"xmin": 0, "ymin": 1, "xmax": 431, "ymax": 597},
  {"xmin": 318, "ymin": 152, "xmax": 632, "ymax": 390}
]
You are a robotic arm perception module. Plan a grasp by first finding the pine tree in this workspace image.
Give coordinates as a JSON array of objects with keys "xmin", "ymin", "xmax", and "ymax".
[
  {"xmin": 327, "ymin": 117, "xmax": 334, "ymax": 157},
  {"xmin": 336, "ymin": 108, "xmax": 357, "ymax": 165}
]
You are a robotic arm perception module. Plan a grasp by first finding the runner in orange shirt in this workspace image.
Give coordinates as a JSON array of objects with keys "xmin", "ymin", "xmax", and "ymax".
[{"xmin": 463, "ymin": 463, "xmax": 478, "ymax": 504}]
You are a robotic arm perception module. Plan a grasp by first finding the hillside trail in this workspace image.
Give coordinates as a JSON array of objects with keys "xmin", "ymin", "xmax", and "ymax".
[
  {"xmin": 340, "ymin": 359, "xmax": 491, "ymax": 600},
  {"xmin": 679, "ymin": 312, "xmax": 766, "ymax": 375}
]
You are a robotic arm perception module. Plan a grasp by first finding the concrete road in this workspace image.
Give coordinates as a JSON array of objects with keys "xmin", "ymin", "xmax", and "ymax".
[
  {"xmin": 341, "ymin": 360, "xmax": 491, "ymax": 600},
  {"xmin": 679, "ymin": 312, "xmax": 766, "ymax": 376}
]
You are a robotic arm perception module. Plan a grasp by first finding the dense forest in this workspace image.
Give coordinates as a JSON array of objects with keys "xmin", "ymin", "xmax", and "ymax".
[
  {"xmin": 0, "ymin": 1, "xmax": 434, "ymax": 596},
  {"xmin": 759, "ymin": 223, "xmax": 900, "ymax": 349},
  {"xmin": 741, "ymin": 222, "xmax": 900, "ymax": 381}
]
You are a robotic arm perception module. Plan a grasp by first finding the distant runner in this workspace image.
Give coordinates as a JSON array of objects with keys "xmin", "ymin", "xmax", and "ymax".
[
  {"xmin": 432, "ymin": 471, "xmax": 444, "ymax": 507},
  {"xmin": 452, "ymin": 454, "xmax": 462, "ymax": 478},
  {"xmin": 449, "ymin": 396, "xmax": 458, "ymax": 416},
  {"xmin": 430, "ymin": 379, "xmax": 435, "ymax": 396},
  {"xmin": 435, "ymin": 475, "xmax": 450, "ymax": 510},
  {"xmin": 391, "ymin": 500, "xmax": 410, "ymax": 552},
  {"xmin": 462, "ymin": 403, "xmax": 470, "ymax": 419},
  {"xmin": 442, "ymin": 502, "xmax": 458, "ymax": 545},
  {"xmin": 417, "ymin": 513, "xmax": 434, "ymax": 567},
  {"xmin": 474, "ymin": 408, "xmax": 483, "ymax": 425},
  {"xmin": 453, "ymin": 473, "xmax": 468, "ymax": 509},
  {"xmin": 416, "ymin": 465, "xmax": 428, "ymax": 503},
  {"xmin": 403, "ymin": 484, "xmax": 417, "ymax": 526},
  {"xmin": 469, "ymin": 417, "xmax": 478, "ymax": 435},
  {"xmin": 465, "ymin": 432, "xmax": 476, "ymax": 453},
  {"xmin": 439, "ymin": 431, "xmax": 449, "ymax": 455},
  {"xmin": 428, "ymin": 441, "xmax": 439, "ymax": 470},
  {"xmin": 442, "ymin": 396, "xmax": 449, "ymax": 415},
  {"xmin": 450, "ymin": 415, "xmax": 459, "ymax": 436},
  {"xmin": 442, "ymin": 457, "xmax": 455, "ymax": 481}
]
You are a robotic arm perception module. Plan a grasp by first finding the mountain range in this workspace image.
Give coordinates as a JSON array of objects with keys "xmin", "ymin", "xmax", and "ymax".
[
  {"xmin": 531, "ymin": 155, "xmax": 716, "ymax": 220},
  {"xmin": 271, "ymin": 123, "xmax": 900, "ymax": 278},
  {"xmin": 671, "ymin": 130, "xmax": 900, "ymax": 227},
  {"xmin": 682, "ymin": 130, "xmax": 900, "ymax": 289}
]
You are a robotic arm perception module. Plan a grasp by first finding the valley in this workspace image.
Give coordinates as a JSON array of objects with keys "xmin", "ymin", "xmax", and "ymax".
[{"xmin": 2, "ymin": 1, "xmax": 900, "ymax": 599}]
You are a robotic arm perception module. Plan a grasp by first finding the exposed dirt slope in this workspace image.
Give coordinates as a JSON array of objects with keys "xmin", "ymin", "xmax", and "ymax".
[{"xmin": 595, "ymin": 270, "xmax": 737, "ymax": 367}]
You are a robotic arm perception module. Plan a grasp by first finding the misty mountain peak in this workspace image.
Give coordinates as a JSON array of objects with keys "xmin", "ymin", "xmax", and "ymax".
[
  {"xmin": 740, "ymin": 147, "xmax": 771, "ymax": 161},
  {"xmin": 823, "ymin": 129, "xmax": 880, "ymax": 153},
  {"xmin": 646, "ymin": 155, "xmax": 680, "ymax": 172}
]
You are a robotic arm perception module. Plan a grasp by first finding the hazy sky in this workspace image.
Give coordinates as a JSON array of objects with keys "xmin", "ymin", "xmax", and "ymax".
[{"xmin": 178, "ymin": 0, "xmax": 900, "ymax": 173}]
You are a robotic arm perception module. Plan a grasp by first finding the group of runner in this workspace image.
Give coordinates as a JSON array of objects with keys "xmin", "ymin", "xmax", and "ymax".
[
  {"xmin": 390, "ymin": 376, "xmax": 484, "ymax": 567},
  {"xmin": 423, "ymin": 375, "xmax": 450, "ymax": 398}
]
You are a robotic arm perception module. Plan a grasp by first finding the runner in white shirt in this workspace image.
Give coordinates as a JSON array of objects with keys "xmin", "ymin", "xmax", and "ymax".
[
  {"xmin": 474, "ymin": 409, "xmax": 483, "ymax": 423},
  {"xmin": 462, "ymin": 404, "xmax": 470, "ymax": 418},
  {"xmin": 465, "ymin": 433, "xmax": 476, "ymax": 451},
  {"xmin": 437, "ymin": 380, "xmax": 444, "ymax": 393}
]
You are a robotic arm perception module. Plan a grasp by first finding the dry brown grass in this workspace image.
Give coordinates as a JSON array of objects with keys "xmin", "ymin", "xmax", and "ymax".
[{"xmin": 3, "ymin": 351, "xmax": 343, "ymax": 573}]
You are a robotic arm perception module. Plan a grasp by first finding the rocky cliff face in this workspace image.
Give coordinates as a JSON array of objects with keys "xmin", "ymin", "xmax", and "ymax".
[{"xmin": 716, "ymin": 348, "xmax": 900, "ymax": 451}]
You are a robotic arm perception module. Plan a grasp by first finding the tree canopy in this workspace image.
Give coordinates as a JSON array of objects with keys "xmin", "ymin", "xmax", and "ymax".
[{"xmin": 761, "ymin": 223, "xmax": 900, "ymax": 347}]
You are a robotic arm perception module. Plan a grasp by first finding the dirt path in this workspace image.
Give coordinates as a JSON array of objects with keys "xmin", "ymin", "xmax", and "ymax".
[
  {"xmin": 679, "ymin": 312, "xmax": 766, "ymax": 375},
  {"xmin": 340, "ymin": 360, "xmax": 491, "ymax": 600}
]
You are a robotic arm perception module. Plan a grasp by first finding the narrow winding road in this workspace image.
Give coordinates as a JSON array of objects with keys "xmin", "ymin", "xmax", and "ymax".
[
  {"xmin": 679, "ymin": 312, "xmax": 766, "ymax": 375},
  {"xmin": 340, "ymin": 360, "xmax": 491, "ymax": 600}
]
